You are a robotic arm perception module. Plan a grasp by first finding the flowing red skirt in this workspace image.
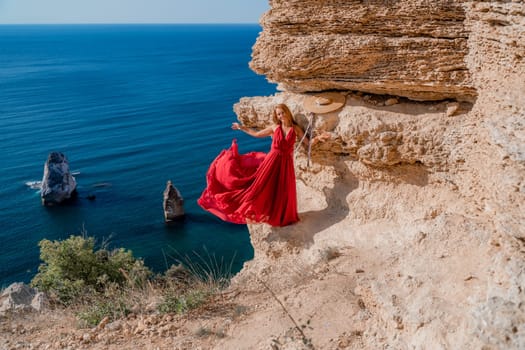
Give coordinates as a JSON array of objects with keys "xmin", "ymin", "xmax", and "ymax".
[{"xmin": 198, "ymin": 127, "xmax": 299, "ymax": 227}]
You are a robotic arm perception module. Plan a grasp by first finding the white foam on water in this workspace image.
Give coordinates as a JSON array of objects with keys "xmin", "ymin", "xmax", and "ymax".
[{"xmin": 25, "ymin": 181, "xmax": 42, "ymax": 190}]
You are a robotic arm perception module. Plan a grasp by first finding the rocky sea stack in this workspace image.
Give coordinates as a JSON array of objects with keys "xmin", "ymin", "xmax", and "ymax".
[
  {"xmin": 163, "ymin": 180, "xmax": 185, "ymax": 222},
  {"xmin": 40, "ymin": 152, "xmax": 78, "ymax": 206}
]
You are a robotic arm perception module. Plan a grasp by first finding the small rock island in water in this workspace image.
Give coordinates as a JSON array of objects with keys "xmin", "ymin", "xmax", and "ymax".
[{"xmin": 40, "ymin": 151, "xmax": 78, "ymax": 206}]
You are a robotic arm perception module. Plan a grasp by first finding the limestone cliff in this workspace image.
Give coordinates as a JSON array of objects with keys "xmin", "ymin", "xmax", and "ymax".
[
  {"xmin": 250, "ymin": 0, "xmax": 477, "ymax": 101},
  {"xmin": 222, "ymin": 1, "xmax": 525, "ymax": 349}
]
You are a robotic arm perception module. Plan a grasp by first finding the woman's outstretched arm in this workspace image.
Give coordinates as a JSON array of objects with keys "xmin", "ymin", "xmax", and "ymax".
[{"xmin": 232, "ymin": 122, "xmax": 274, "ymax": 138}]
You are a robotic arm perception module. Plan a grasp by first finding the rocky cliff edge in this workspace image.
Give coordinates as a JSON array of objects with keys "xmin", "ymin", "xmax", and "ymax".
[
  {"xmin": 222, "ymin": 1, "xmax": 525, "ymax": 349},
  {"xmin": 2, "ymin": 2, "xmax": 522, "ymax": 349}
]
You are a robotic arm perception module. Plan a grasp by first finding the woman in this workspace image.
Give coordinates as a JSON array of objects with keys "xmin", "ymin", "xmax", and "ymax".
[{"xmin": 198, "ymin": 104, "xmax": 321, "ymax": 227}]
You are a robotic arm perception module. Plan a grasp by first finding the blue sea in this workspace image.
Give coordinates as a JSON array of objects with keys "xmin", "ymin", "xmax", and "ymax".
[{"xmin": 0, "ymin": 24, "xmax": 276, "ymax": 287}]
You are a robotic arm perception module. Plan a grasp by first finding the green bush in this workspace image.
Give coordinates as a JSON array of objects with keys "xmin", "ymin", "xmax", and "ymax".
[
  {"xmin": 156, "ymin": 251, "xmax": 234, "ymax": 315},
  {"xmin": 158, "ymin": 287, "xmax": 210, "ymax": 314},
  {"xmin": 31, "ymin": 235, "xmax": 151, "ymax": 304},
  {"xmin": 76, "ymin": 292, "xmax": 130, "ymax": 327}
]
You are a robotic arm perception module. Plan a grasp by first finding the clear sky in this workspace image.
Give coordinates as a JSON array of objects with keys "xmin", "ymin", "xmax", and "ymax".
[{"xmin": 0, "ymin": 0, "xmax": 269, "ymax": 24}]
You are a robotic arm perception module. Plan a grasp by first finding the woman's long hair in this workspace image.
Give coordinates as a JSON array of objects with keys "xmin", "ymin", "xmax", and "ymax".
[{"xmin": 272, "ymin": 104, "xmax": 298, "ymax": 126}]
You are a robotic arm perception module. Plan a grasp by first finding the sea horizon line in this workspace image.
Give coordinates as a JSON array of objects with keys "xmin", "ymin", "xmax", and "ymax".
[{"xmin": 0, "ymin": 22, "xmax": 260, "ymax": 26}]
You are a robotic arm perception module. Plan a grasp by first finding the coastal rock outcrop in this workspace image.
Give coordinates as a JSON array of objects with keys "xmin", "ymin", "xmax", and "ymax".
[
  {"xmin": 40, "ymin": 152, "xmax": 77, "ymax": 206},
  {"xmin": 251, "ymin": 0, "xmax": 476, "ymax": 101},
  {"xmin": 163, "ymin": 180, "xmax": 185, "ymax": 222},
  {"xmin": 0, "ymin": 283, "xmax": 47, "ymax": 316},
  {"xmin": 1, "ymin": 2, "xmax": 523, "ymax": 350},
  {"xmin": 225, "ymin": 1, "xmax": 525, "ymax": 349}
]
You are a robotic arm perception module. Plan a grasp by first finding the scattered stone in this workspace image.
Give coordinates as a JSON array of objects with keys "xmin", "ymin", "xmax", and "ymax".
[
  {"xmin": 0, "ymin": 283, "xmax": 47, "ymax": 316},
  {"xmin": 446, "ymin": 102, "xmax": 460, "ymax": 117},
  {"xmin": 134, "ymin": 320, "xmax": 146, "ymax": 335},
  {"xmin": 163, "ymin": 180, "xmax": 185, "ymax": 222},
  {"xmin": 81, "ymin": 333, "xmax": 92, "ymax": 343},
  {"xmin": 97, "ymin": 316, "xmax": 110, "ymax": 330},
  {"xmin": 40, "ymin": 152, "xmax": 78, "ymax": 206},
  {"xmin": 30, "ymin": 292, "xmax": 48, "ymax": 312},
  {"xmin": 105, "ymin": 320, "xmax": 122, "ymax": 332},
  {"xmin": 384, "ymin": 97, "xmax": 399, "ymax": 106}
]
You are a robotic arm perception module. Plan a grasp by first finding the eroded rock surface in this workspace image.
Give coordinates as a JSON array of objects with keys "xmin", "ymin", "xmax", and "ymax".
[
  {"xmin": 227, "ymin": 1, "xmax": 525, "ymax": 349},
  {"xmin": 251, "ymin": 0, "xmax": 477, "ymax": 101},
  {"xmin": 3, "ymin": 2, "xmax": 523, "ymax": 350},
  {"xmin": 0, "ymin": 283, "xmax": 47, "ymax": 316}
]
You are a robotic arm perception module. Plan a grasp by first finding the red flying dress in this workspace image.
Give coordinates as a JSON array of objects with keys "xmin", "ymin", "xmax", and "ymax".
[{"xmin": 198, "ymin": 125, "xmax": 299, "ymax": 227}]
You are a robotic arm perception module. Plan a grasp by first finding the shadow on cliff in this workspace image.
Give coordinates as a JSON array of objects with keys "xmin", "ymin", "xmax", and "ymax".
[
  {"xmin": 345, "ymin": 93, "xmax": 474, "ymax": 117},
  {"xmin": 266, "ymin": 164, "xmax": 358, "ymax": 248},
  {"xmin": 262, "ymin": 158, "xmax": 432, "ymax": 249}
]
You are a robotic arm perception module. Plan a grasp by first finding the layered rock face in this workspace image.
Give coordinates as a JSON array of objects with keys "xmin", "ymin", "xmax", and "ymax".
[
  {"xmin": 224, "ymin": 1, "xmax": 524, "ymax": 349},
  {"xmin": 251, "ymin": 0, "xmax": 477, "ymax": 101},
  {"xmin": 463, "ymin": 1, "xmax": 525, "ymax": 347}
]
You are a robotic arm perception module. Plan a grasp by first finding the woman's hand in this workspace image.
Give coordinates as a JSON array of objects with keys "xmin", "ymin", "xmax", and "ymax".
[
  {"xmin": 232, "ymin": 122, "xmax": 243, "ymax": 131},
  {"xmin": 312, "ymin": 131, "xmax": 332, "ymax": 146}
]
